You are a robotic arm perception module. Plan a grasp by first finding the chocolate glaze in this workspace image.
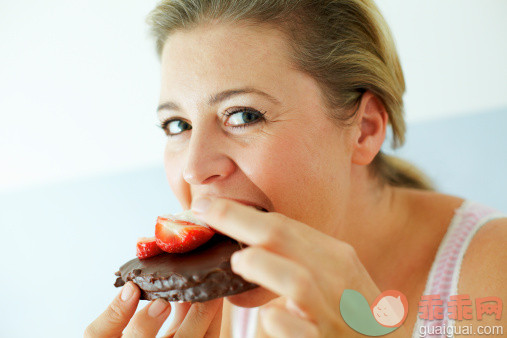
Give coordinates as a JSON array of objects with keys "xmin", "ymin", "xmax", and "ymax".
[{"xmin": 114, "ymin": 235, "xmax": 258, "ymax": 302}]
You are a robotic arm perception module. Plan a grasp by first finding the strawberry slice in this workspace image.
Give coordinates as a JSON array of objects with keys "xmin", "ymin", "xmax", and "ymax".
[
  {"xmin": 136, "ymin": 236, "xmax": 164, "ymax": 259},
  {"xmin": 155, "ymin": 211, "xmax": 215, "ymax": 253}
]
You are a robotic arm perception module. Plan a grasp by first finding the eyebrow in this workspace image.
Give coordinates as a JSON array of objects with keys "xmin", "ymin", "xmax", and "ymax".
[{"xmin": 157, "ymin": 87, "xmax": 280, "ymax": 112}]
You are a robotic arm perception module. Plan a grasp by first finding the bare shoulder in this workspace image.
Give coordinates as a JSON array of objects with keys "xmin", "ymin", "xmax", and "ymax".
[
  {"xmin": 459, "ymin": 217, "xmax": 507, "ymax": 293},
  {"xmin": 457, "ymin": 217, "xmax": 507, "ymax": 330}
]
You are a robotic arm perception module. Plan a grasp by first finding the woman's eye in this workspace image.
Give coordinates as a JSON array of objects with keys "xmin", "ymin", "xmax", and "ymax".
[
  {"xmin": 162, "ymin": 119, "xmax": 192, "ymax": 136},
  {"xmin": 224, "ymin": 109, "xmax": 265, "ymax": 127},
  {"xmin": 160, "ymin": 109, "xmax": 265, "ymax": 136}
]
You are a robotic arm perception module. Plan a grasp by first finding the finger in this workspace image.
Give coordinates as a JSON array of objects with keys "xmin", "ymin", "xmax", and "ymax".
[
  {"xmin": 260, "ymin": 304, "xmax": 319, "ymax": 338},
  {"xmin": 231, "ymin": 246, "xmax": 328, "ymax": 320},
  {"xmin": 161, "ymin": 300, "xmax": 221, "ymax": 338},
  {"xmin": 192, "ymin": 197, "xmax": 353, "ymax": 289},
  {"xmin": 161, "ymin": 302, "xmax": 192, "ymax": 337},
  {"xmin": 123, "ymin": 298, "xmax": 171, "ymax": 337},
  {"xmin": 204, "ymin": 298, "xmax": 223, "ymax": 338},
  {"xmin": 173, "ymin": 298, "xmax": 223, "ymax": 338},
  {"xmin": 84, "ymin": 281, "xmax": 140, "ymax": 338},
  {"xmin": 191, "ymin": 197, "xmax": 316, "ymax": 254}
]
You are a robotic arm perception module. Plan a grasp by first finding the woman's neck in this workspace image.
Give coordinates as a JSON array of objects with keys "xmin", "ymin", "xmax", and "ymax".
[
  {"xmin": 334, "ymin": 165, "xmax": 414, "ymax": 285},
  {"xmin": 339, "ymin": 167, "xmax": 463, "ymax": 290}
]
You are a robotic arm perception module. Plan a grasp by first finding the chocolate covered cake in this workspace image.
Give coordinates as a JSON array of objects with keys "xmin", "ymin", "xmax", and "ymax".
[{"xmin": 114, "ymin": 234, "xmax": 258, "ymax": 302}]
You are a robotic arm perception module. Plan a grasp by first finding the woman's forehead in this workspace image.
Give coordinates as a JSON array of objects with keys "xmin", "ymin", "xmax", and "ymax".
[{"xmin": 159, "ymin": 22, "xmax": 293, "ymax": 89}]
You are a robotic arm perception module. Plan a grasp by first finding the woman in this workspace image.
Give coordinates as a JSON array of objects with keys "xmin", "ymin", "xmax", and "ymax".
[{"xmin": 86, "ymin": 0, "xmax": 506, "ymax": 337}]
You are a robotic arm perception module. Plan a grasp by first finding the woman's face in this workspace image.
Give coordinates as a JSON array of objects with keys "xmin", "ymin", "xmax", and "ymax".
[{"xmin": 158, "ymin": 21, "xmax": 355, "ymax": 237}]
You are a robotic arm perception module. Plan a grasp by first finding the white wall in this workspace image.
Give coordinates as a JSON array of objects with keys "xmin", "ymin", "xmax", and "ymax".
[
  {"xmin": 0, "ymin": 0, "xmax": 162, "ymax": 191},
  {"xmin": 1, "ymin": 0, "xmax": 506, "ymax": 192},
  {"xmin": 376, "ymin": 0, "xmax": 507, "ymax": 123}
]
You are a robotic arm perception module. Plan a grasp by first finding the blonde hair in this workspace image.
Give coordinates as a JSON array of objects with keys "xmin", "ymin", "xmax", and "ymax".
[{"xmin": 147, "ymin": 0, "xmax": 435, "ymax": 190}]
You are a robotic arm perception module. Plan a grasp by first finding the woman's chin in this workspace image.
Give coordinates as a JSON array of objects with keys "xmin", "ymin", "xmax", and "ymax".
[{"xmin": 226, "ymin": 286, "xmax": 278, "ymax": 308}]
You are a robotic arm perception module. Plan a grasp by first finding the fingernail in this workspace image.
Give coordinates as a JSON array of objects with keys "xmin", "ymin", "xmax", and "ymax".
[
  {"xmin": 148, "ymin": 299, "xmax": 170, "ymax": 318},
  {"xmin": 192, "ymin": 197, "xmax": 211, "ymax": 214},
  {"xmin": 121, "ymin": 282, "xmax": 135, "ymax": 302},
  {"xmin": 231, "ymin": 252, "xmax": 241, "ymax": 266}
]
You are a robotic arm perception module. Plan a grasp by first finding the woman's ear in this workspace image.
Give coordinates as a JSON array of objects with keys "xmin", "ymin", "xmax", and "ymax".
[{"xmin": 350, "ymin": 91, "xmax": 388, "ymax": 165}]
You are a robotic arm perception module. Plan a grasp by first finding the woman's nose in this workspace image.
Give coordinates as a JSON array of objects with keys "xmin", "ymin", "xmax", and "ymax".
[{"xmin": 182, "ymin": 129, "xmax": 236, "ymax": 185}]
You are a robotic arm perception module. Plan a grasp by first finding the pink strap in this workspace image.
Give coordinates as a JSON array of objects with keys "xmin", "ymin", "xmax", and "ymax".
[{"xmin": 412, "ymin": 200, "xmax": 505, "ymax": 337}]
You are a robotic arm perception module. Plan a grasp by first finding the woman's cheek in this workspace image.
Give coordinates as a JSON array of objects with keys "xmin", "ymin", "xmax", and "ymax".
[
  {"xmin": 164, "ymin": 148, "xmax": 192, "ymax": 209},
  {"xmin": 248, "ymin": 156, "xmax": 313, "ymax": 222}
]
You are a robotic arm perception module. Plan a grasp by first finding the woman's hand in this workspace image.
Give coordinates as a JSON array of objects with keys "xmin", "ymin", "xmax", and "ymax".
[
  {"xmin": 84, "ymin": 281, "xmax": 224, "ymax": 337},
  {"xmin": 191, "ymin": 197, "xmax": 400, "ymax": 338}
]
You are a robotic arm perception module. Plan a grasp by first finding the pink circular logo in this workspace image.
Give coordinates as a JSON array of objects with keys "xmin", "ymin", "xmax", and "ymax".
[{"xmin": 370, "ymin": 290, "xmax": 409, "ymax": 327}]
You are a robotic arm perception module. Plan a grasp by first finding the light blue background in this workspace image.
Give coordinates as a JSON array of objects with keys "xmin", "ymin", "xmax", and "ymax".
[{"xmin": 384, "ymin": 107, "xmax": 507, "ymax": 212}]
